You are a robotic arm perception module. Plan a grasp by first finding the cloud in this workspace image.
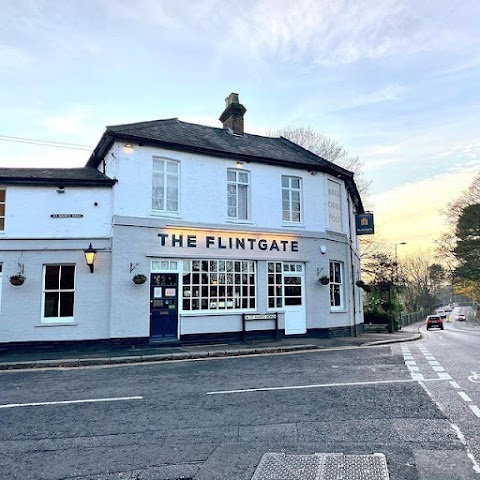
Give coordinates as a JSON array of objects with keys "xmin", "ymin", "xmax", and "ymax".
[
  {"xmin": 350, "ymin": 85, "xmax": 406, "ymax": 107},
  {"xmin": 361, "ymin": 145, "xmax": 401, "ymax": 157},
  {"xmin": 439, "ymin": 139, "xmax": 480, "ymax": 159},
  {"xmin": 41, "ymin": 105, "xmax": 97, "ymax": 136}
]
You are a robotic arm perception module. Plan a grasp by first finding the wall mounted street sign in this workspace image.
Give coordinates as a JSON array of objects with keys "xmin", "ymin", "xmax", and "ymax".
[
  {"xmin": 356, "ymin": 213, "xmax": 374, "ymax": 235},
  {"xmin": 50, "ymin": 214, "xmax": 84, "ymax": 218}
]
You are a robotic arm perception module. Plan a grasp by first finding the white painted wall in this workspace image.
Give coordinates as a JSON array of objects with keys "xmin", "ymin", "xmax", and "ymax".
[
  {"xmin": 0, "ymin": 248, "xmax": 111, "ymax": 343},
  {"xmin": 2, "ymin": 185, "xmax": 113, "ymax": 238},
  {"xmin": 103, "ymin": 142, "xmax": 351, "ymax": 234}
]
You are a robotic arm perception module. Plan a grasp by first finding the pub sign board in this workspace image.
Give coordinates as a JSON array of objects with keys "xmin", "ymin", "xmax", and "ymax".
[{"xmin": 355, "ymin": 213, "xmax": 374, "ymax": 235}]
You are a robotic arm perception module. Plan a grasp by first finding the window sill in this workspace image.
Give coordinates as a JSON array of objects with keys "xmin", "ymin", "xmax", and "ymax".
[
  {"xmin": 150, "ymin": 211, "xmax": 181, "ymax": 218},
  {"xmin": 282, "ymin": 222, "xmax": 305, "ymax": 228},
  {"xmin": 330, "ymin": 308, "xmax": 346, "ymax": 313},
  {"xmin": 181, "ymin": 310, "xmax": 255, "ymax": 317},
  {"xmin": 36, "ymin": 321, "xmax": 78, "ymax": 327},
  {"xmin": 226, "ymin": 219, "xmax": 253, "ymax": 225}
]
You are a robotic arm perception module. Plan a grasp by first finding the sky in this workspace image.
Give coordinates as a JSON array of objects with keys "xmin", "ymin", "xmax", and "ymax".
[{"xmin": 1, "ymin": 0, "xmax": 480, "ymax": 259}]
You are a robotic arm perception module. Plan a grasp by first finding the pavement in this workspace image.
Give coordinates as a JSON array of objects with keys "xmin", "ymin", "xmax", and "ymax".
[{"xmin": 0, "ymin": 323, "xmax": 423, "ymax": 370}]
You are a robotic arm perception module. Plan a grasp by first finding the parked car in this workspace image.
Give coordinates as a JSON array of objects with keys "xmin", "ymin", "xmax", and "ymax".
[
  {"xmin": 426, "ymin": 315, "xmax": 444, "ymax": 330},
  {"xmin": 444, "ymin": 306, "xmax": 453, "ymax": 313},
  {"xmin": 455, "ymin": 313, "xmax": 466, "ymax": 321}
]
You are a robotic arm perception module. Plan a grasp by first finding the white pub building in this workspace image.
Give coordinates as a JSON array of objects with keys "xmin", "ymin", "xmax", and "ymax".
[{"xmin": 0, "ymin": 94, "xmax": 366, "ymax": 347}]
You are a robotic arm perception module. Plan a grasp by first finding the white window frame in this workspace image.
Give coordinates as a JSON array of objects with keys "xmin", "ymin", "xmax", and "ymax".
[
  {"xmin": 0, "ymin": 188, "xmax": 5, "ymax": 233},
  {"xmin": 181, "ymin": 259, "xmax": 256, "ymax": 313},
  {"xmin": 0, "ymin": 263, "xmax": 2, "ymax": 313},
  {"xmin": 282, "ymin": 176, "xmax": 302, "ymax": 224},
  {"xmin": 41, "ymin": 264, "xmax": 76, "ymax": 323},
  {"xmin": 152, "ymin": 157, "xmax": 180, "ymax": 215},
  {"xmin": 227, "ymin": 169, "xmax": 250, "ymax": 221},
  {"xmin": 267, "ymin": 261, "xmax": 304, "ymax": 309},
  {"xmin": 329, "ymin": 260, "xmax": 345, "ymax": 311}
]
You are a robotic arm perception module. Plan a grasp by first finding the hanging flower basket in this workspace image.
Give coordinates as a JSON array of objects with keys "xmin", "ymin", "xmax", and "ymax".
[
  {"xmin": 10, "ymin": 274, "xmax": 26, "ymax": 286},
  {"xmin": 355, "ymin": 280, "xmax": 372, "ymax": 292},
  {"xmin": 319, "ymin": 276, "xmax": 330, "ymax": 286},
  {"xmin": 132, "ymin": 274, "xmax": 147, "ymax": 285}
]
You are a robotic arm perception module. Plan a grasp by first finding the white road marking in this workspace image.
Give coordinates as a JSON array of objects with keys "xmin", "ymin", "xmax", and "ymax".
[
  {"xmin": 0, "ymin": 396, "xmax": 143, "ymax": 409},
  {"xmin": 437, "ymin": 372, "xmax": 452, "ymax": 380},
  {"xmin": 410, "ymin": 373, "xmax": 425, "ymax": 381},
  {"xmin": 428, "ymin": 361, "xmax": 440, "ymax": 366},
  {"xmin": 458, "ymin": 392, "xmax": 473, "ymax": 402},
  {"xmin": 432, "ymin": 365, "xmax": 445, "ymax": 372},
  {"xmin": 450, "ymin": 423, "xmax": 480, "ymax": 474},
  {"xmin": 407, "ymin": 365, "xmax": 420, "ymax": 372},
  {"xmin": 469, "ymin": 405, "xmax": 480, "ymax": 418},
  {"xmin": 405, "ymin": 360, "xmax": 417, "ymax": 366},
  {"xmin": 450, "ymin": 381, "xmax": 461, "ymax": 389},
  {"xmin": 424, "ymin": 355, "xmax": 436, "ymax": 360},
  {"xmin": 207, "ymin": 377, "xmax": 446, "ymax": 395}
]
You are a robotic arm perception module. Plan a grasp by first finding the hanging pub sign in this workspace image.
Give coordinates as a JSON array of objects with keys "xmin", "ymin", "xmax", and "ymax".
[{"xmin": 356, "ymin": 213, "xmax": 374, "ymax": 235}]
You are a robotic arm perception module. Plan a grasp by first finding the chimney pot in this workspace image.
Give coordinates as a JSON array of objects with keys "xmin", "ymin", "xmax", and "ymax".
[{"xmin": 219, "ymin": 92, "xmax": 247, "ymax": 135}]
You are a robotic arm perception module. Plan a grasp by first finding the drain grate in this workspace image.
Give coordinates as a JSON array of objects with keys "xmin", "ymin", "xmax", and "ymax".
[{"xmin": 252, "ymin": 453, "xmax": 390, "ymax": 480}]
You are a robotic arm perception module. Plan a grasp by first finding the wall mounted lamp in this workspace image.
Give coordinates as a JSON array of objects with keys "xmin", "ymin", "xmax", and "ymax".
[
  {"xmin": 235, "ymin": 161, "xmax": 244, "ymax": 168},
  {"xmin": 124, "ymin": 143, "xmax": 133, "ymax": 153},
  {"xmin": 84, "ymin": 243, "xmax": 97, "ymax": 273}
]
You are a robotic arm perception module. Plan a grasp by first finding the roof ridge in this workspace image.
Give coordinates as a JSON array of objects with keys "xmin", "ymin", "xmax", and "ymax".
[{"xmin": 106, "ymin": 118, "xmax": 179, "ymax": 130}]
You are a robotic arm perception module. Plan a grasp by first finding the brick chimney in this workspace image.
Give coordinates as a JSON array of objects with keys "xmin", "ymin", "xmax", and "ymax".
[{"xmin": 219, "ymin": 93, "xmax": 247, "ymax": 135}]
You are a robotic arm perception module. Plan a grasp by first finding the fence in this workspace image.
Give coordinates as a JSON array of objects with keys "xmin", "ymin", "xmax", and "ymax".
[{"xmin": 399, "ymin": 310, "xmax": 425, "ymax": 328}]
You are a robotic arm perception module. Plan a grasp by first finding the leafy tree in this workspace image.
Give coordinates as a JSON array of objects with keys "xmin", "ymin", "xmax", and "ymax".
[
  {"xmin": 267, "ymin": 126, "xmax": 371, "ymax": 197},
  {"xmin": 454, "ymin": 204, "xmax": 480, "ymax": 282},
  {"xmin": 435, "ymin": 170, "xmax": 480, "ymax": 267}
]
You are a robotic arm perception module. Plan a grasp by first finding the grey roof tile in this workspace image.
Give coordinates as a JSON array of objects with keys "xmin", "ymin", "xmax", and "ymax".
[
  {"xmin": 0, "ymin": 167, "xmax": 115, "ymax": 186},
  {"xmin": 102, "ymin": 118, "xmax": 332, "ymax": 169}
]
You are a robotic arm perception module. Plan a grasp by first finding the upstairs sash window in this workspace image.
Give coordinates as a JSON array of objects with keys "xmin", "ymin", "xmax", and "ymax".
[
  {"xmin": 282, "ymin": 176, "xmax": 302, "ymax": 223},
  {"xmin": 227, "ymin": 169, "xmax": 249, "ymax": 220},
  {"xmin": 0, "ymin": 189, "xmax": 5, "ymax": 231},
  {"xmin": 152, "ymin": 158, "xmax": 179, "ymax": 214}
]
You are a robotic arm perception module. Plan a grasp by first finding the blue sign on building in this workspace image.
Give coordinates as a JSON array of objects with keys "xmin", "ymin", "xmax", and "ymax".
[{"xmin": 356, "ymin": 213, "xmax": 374, "ymax": 235}]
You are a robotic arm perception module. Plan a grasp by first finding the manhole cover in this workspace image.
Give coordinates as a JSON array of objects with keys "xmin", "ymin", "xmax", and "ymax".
[
  {"xmin": 251, "ymin": 453, "xmax": 322, "ymax": 479},
  {"xmin": 252, "ymin": 453, "xmax": 389, "ymax": 480}
]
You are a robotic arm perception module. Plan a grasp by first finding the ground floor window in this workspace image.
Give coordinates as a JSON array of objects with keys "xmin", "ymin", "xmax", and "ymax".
[
  {"xmin": 267, "ymin": 262, "xmax": 303, "ymax": 308},
  {"xmin": 329, "ymin": 260, "xmax": 344, "ymax": 310},
  {"xmin": 182, "ymin": 260, "xmax": 256, "ymax": 311},
  {"xmin": 42, "ymin": 265, "xmax": 75, "ymax": 322}
]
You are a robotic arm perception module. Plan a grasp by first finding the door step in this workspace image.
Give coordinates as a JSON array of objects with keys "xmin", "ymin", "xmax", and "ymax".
[{"xmin": 148, "ymin": 338, "xmax": 181, "ymax": 347}]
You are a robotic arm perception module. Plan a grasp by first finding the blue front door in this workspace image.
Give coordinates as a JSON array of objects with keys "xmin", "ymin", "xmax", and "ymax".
[{"xmin": 150, "ymin": 273, "xmax": 179, "ymax": 338}]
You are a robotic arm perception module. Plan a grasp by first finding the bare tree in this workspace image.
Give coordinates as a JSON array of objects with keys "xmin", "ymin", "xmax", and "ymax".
[
  {"xmin": 267, "ymin": 126, "xmax": 371, "ymax": 198},
  {"xmin": 400, "ymin": 252, "xmax": 442, "ymax": 313}
]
